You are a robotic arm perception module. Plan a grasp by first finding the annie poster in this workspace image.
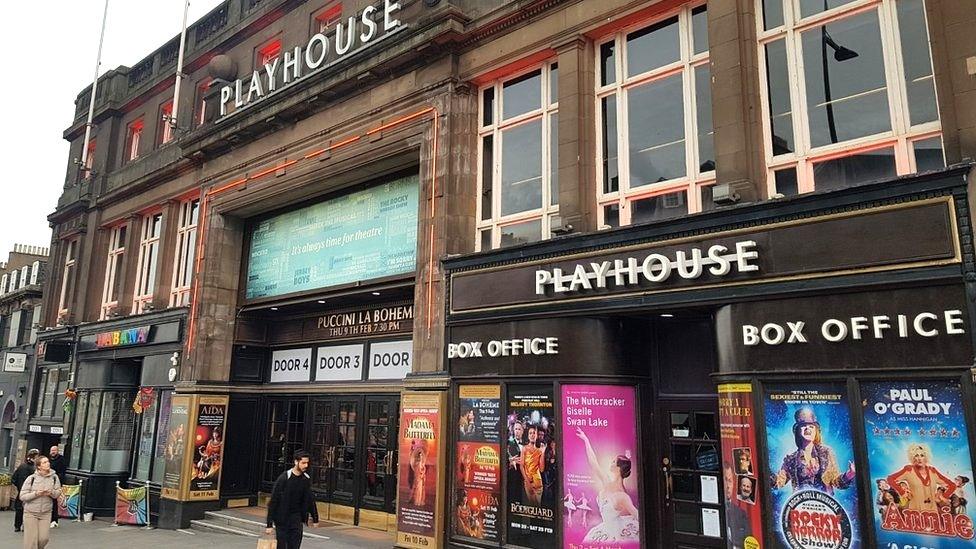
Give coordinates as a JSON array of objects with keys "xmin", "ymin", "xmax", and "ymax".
[
  {"xmin": 396, "ymin": 391, "xmax": 445, "ymax": 549},
  {"xmin": 561, "ymin": 385, "xmax": 641, "ymax": 549},
  {"xmin": 454, "ymin": 385, "xmax": 502, "ymax": 542},
  {"xmin": 718, "ymin": 383, "xmax": 764, "ymax": 549},
  {"xmin": 506, "ymin": 386, "xmax": 558, "ymax": 548},
  {"xmin": 764, "ymin": 384, "xmax": 861, "ymax": 549},
  {"xmin": 862, "ymin": 380, "xmax": 975, "ymax": 548}
]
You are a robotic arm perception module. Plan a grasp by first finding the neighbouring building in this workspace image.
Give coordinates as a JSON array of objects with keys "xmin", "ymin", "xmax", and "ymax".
[
  {"xmin": 0, "ymin": 244, "xmax": 48, "ymax": 471},
  {"xmin": 36, "ymin": 0, "xmax": 976, "ymax": 548}
]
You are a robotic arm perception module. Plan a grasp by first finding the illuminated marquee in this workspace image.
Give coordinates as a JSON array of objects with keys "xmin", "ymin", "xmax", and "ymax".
[{"xmin": 96, "ymin": 326, "xmax": 150, "ymax": 348}]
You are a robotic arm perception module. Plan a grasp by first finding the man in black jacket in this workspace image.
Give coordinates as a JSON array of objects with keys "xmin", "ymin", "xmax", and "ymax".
[
  {"xmin": 48, "ymin": 445, "xmax": 67, "ymax": 528},
  {"xmin": 265, "ymin": 449, "xmax": 319, "ymax": 548},
  {"xmin": 11, "ymin": 448, "xmax": 39, "ymax": 532}
]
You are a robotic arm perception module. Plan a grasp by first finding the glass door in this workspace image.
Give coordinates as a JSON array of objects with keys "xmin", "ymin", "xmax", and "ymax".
[
  {"xmin": 330, "ymin": 397, "xmax": 360, "ymax": 508},
  {"xmin": 360, "ymin": 396, "xmax": 399, "ymax": 514},
  {"xmin": 308, "ymin": 399, "xmax": 336, "ymax": 497},
  {"xmin": 658, "ymin": 399, "xmax": 726, "ymax": 548},
  {"xmin": 262, "ymin": 399, "xmax": 306, "ymax": 485}
]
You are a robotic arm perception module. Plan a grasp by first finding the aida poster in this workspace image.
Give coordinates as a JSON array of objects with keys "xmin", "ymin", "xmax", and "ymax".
[
  {"xmin": 719, "ymin": 383, "xmax": 765, "ymax": 549},
  {"xmin": 188, "ymin": 396, "xmax": 228, "ymax": 500},
  {"xmin": 764, "ymin": 384, "xmax": 861, "ymax": 549},
  {"xmin": 561, "ymin": 385, "xmax": 641, "ymax": 549},
  {"xmin": 454, "ymin": 385, "xmax": 502, "ymax": 542},
  {"xmin": 396, "ymin": 391, "xmax": 445, "ymax": 549},
  {"xmin": 862, "ymin": 380, "xmax": 975, "ymax": 548},
  {"xmin": 506, "ymin": 386, "xmax": 558, "ymax": 549}
]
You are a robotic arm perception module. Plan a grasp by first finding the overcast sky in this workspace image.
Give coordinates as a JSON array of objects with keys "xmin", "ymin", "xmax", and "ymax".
[{"xmin": 0, "ymin": 0, "xmax": 225, "ymax": 263}]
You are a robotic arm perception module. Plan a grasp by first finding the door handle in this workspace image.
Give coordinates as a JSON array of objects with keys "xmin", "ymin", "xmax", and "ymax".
[{"xmin": 662, "ymin": 457, "xmax": 673, "ymax": 506}]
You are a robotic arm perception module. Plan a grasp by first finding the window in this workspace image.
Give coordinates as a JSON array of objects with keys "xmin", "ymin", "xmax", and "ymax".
[
  {"xmin": 95, "ymin": 391, "xmax": 136, "ymax": 471},
  {"xmin": 597, "ymin": 4, "xmax": 713, "ymax": 228},
  {"xmin": 0, "ymin": 274, "xmax": 6, "ymax": 295},
  {"xmin": 158, "ymin": 100, "xmax": 174, "ymax": 145},
  {"xmin": 7, "ymin": 270, "xmax": 17, "ymax": 292},
  {"xmin": 134, "ymin": 390, "xmax": 172, "ymax": 482},
  {"xmin": 757, "ymin": 0, "xmax": 942, "ymax": 196},
  {"xmin": 477, "ymin": 62, "xmax": 559, "ymax": 250},
  {"xmin": 133, "ymin": 213, "xmax": 162, "ymax": 314},
  {"xmin": 257, "ymin": 39, "xmax": 282, "ymax": 68},
  {"xmin": 195, "ymin": 78, "xmax": 212, "ymax": 127},
  {"xmin": 125, "ymin": 118, "xmax": 144, "ymax": 162},
  {"xmin": 16, "ymin": 308, "xmax": 33, "ymax": 346},
  {"xmin": 170, "ymin": 198, "xmax": 200, "ymax": 307},
  {"xmin": 57, "ymin": 239, "xmax": 78, "ymax": 323},
  {"xmin": 34, "ymin": 366, "xmax": 68, "ymax": 419},
  {"xmin": 314, "ymin": 3, "xmax": 343, "ymax": 34},
  {"xmin": 84, "ymin": 139, "xmax": 96, "ymax": 175},
  {"xmin": 100, "ymin": 225, "xmax": 127, "ymax": 319},
  {"xmin": 68, "ymin": 392, "xmax": 90, "ymax": 469}
]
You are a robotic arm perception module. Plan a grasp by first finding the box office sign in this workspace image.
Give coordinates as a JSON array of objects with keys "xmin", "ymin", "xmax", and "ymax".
[
  {"xmin": 450, "ymin": 199, "xmax": 957, "ymax": 312},
  {"xmin": 716, "ymin": 285, "xmax": 973, "ymax": 372},
  {"xmin": 161, "ymin": 395, "xmax": 229, "ymax": 502}
]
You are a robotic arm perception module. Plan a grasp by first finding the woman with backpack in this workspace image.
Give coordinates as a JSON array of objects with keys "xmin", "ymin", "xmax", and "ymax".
[{"xmin": 18, "ymin": 454, "xmax": 62, "ymax": 549}]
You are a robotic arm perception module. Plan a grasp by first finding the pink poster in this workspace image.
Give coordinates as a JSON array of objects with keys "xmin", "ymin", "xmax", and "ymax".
[{"xmin": 561, "ymin": 385, "xmax": 641, "ymax": 549}]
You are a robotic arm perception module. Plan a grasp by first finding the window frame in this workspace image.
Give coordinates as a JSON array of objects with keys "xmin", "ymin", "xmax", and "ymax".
[
  {"xmin": 475, "ymin": 61, "xmax": 560, "ymax": 251},
  {"xmin": 125, "ymin": 118, "xmax": 145, "ymax": 162},
  {"xmin": 100, "ymin": 224, "xmax": 128, "ymax": 320},
  {"xmin": 132, "ymin": 212, "xmax": 163, "ymax": 314},
  {"xmin": 57, "ymin": 239, "xmax": 78, "ymax": 323},
  {"xmin": 313, "ymin": 2, "xmax": 343, "ymax": 35},
  {"xmin": 195, "ymin": 78, "xmax": 213, "ymax": 128},
  {"xmin": 169, "ymin": 198, "xmax": 200, "ymax": 307},
  {"xmin": 158, "ymin": 99, "xmax": 175, "ymax": 146},
  {"xmin": 256, "ymin": 38, "xmax": 282, "ymax": 70},
  {"xmin": 594, "ymin": 3, "xmax": 715, "ymax": 229},
  {"xmin": 754, "ymin": 0, "xmax": 943, "ymax": 195}
]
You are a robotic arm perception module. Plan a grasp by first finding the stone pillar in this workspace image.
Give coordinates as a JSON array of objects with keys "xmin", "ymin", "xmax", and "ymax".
[{"xmin": 555, "ymin": 36, "xmax": 598, "ymax": 234}]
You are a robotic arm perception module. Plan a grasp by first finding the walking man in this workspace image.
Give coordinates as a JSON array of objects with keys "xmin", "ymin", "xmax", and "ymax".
[
  {"xmin": 12, "ymin": 449, "xmax": 39, "ymax": 533},
  {"xmin": 19, "ymin": 454, "xmax": 62, "ymax": 549},
  {"xmin": 47, "ymin": 446, "xmax": 67, "ymax": 528},
  {"xmin": 265, "ymin": 449, "xmax": 319, "ymax": 549}
]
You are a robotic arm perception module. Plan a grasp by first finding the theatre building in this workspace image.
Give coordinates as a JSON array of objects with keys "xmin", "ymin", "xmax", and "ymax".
[{"xmin": 36, "ymin": 0, "xmax": 976, "ymax": 547}]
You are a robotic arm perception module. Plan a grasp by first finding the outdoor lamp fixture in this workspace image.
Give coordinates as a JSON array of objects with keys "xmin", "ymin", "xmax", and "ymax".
[{"xmin": 823, "ymin": 31, "xmax": 859, "ymax": 62}]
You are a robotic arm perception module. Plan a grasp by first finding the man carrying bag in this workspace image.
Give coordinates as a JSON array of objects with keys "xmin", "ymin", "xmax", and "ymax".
[{"xmin": 265, "ymin": 449, "xmax": 319, "ymax": 549}]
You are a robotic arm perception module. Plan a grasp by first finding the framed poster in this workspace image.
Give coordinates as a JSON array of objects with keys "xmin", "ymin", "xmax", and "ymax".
[
  {"xmin": 454, "ymin": 385, "xmax": 502, "ymax": 542},
  {"xmin": 187, "ymin": 396, "xmax": 229, "ymax": 501},
  {"xmin": 561, "ymin": 385, "xmax": 641, "ymax": 549},
  {"xmin": 764, "ymin": 383, "xmax": 861, "ymax": 549},
  {"xmin": 719, "ymin": 383, "xmax": 765, "ymax": 549},
  {"xmin": 862, "ymin": 380, "xmax": 975, "ymax": 548},
  {"xmin": 506, "ymin": 386, "xmax": 558, "ymax": 548},
  {"xmin": 161, "ymin": 395, "xmax": 193, "ymax": 500},
  {"xmin": 396, "ymin": 391, "xmax": 446, "ymax": 549}
]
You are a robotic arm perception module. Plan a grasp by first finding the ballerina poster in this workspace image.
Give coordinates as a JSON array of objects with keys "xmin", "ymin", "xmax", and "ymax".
[
  {"xmin": 506, "ymin": 386, "xmax": 558, "ymax": 549},
  {"xmin": 561, "ymin": 385, "xmax": 641, "ymax": 549}
]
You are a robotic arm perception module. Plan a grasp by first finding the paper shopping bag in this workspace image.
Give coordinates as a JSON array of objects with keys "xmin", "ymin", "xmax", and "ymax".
[{"xmin": 256, "ymin": 535, "xmax": 277, "ymax": 549}]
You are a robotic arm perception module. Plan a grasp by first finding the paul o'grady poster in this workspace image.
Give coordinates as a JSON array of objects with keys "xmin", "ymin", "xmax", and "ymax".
[{"xmin": 862, "ymin": 380, "xmax": 975, "ymax": 549}]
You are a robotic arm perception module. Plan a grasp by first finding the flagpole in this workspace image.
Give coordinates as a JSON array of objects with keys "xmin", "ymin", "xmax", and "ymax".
[
  {"xmin": 169, "ymin": 0, "xmax": 191, "ymax": 135},
  {"xmin": 79, "ymin": 0, "xmax": 110, "ymax": 174}
]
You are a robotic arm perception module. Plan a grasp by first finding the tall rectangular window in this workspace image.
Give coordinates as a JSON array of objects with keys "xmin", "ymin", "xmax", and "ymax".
[
  {"xmin": 125, "ymin": 118, "xmax": 144, "ymax": 162},
  {"xmin": 195, "ymin": 78, "xmax": 212, "ymax": 127},
  {"xmin": 477, "ymin": 62, "xmax": 559, "ymax": 250},
  {"xmin": 100, "ymin": 225, "xmax": 127, "ymax": 319},
  {"xmin": 57, "ymin": 239, "xmax": 78, "ymax": 323},
  {"xmin": 596, "ymin": 4, "xmax": 714, "ymax": 228},
  {"xmin": 133, "ymin": 213, "xmax": 162, "ymax": 314},
  {"xmin": 170, "ymin": 198, "xmax": 199, "ymax": 307},
  {"xmin": 158, "ymin": 100, "xmax": 174, "ymax": 145},
  {"xmin": 756, "ymin": 0, "xmax": 942, "ymax": 196},
  {"xmin": 84, "ymin": 139, "xmax": 96, "ymax": 175}
]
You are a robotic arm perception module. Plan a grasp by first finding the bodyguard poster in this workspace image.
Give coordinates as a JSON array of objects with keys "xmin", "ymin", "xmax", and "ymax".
[
  {"xmin": 454, "ymin": 385, "xmax": 502, "ymax": 542},
  {"xmin": 561, "ymin": 384, "xmax": 641, "ymax": 549},
  {"xmin": 862, "ymin": 380, "xmax": 975, "ymax": 548},
  {"xmin": 764, "ymin": 384, "xmax": 861, "ymax": 549},
  {"xmin": 506, "ymin": 386, "xmax": 558, "ymax": 548}
]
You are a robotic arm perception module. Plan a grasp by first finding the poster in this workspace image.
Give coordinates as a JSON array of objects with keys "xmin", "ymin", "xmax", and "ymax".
[
  {"xmin": 161, "ymin": 395, "xmax": 192, "ymax": 500},
  {"xmin": 862, "ymin": 380, "xmax": 975, "ymax": 548},
  {"xmin": 115, "ymin": 485, "xmax": 148, "ymax": 526},
  {"xmin": 58, "ymin": 484, "xmax": 81, "ymax": 519},
  {"xmin": 188, "ymin": 396, "xmax": 228, "ymax": 500},
  {"xmin": 506, "ymin": 386, "xmax": 558, "ymax": 548},
  {"xmin": 246, "ymin": 175, "xmax": 419, "ymax": 299},
  {"xmin": 396, "ymin": 391, "xmax": 445, "ymax": 549},
  {"xmin": 719, "ymin": 383, "xmax": 765, "ymax": 549},
  {"xmin": 454, "ymin": 385, "xmax": 502, "ymax": 542},
  {"xmin": 561, "ymin": 385, "xmax": 641, "ymax": 549},
  {"xmin": 764, "ymin": 384, "xmax": 861, "ymax": 549}
]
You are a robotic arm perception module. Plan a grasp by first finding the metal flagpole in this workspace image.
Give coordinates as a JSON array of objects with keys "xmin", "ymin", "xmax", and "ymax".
[
  {"xmin": 169, "ymin": 0, "xmax": 192, "ymax": 135},
  {"xmin": 79, "ymin": 0, "xmax": 110, "ymax": 174}
]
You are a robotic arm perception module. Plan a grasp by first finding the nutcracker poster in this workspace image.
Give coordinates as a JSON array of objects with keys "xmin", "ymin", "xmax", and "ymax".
[
  {"xmin": 719, "ymin": 383, "xmax": 764, "ymax": 549},
  {"xmin": 764, "ymin": 384, "xmax": 861, "ymax": 549},
  {"xmin": 454, "ymin": 385, "xmax": 502, "ymax": 542},
  {"xmin": 396, "ymin": 391, "xmax": 445, "ymax": 549},
  {"xmin": 862, "ymin": 380, "xmax": 975, "ymax": 548},
  {"xmin": 506, "ymin": 386, "xmax": 558, "ymax": 549},
  {"xmin": 188, "ymin": 396, "xmax": 228, "ymax": 500},
  {"xmin": 561, "ymin": 384, "xmax": 641, "ymax": 549}
]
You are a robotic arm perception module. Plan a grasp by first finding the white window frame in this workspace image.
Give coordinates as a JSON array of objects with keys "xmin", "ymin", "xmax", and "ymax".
[
  {"xmin": 755, "ymin": 0, "xmax": 942, "ymax": 195},
  {"xmin": 159, "ymin": 100, "xmax": 174, "ymax": 145},
  {"xmin": 169, "ymin": 198, "xmax": 200, "ymax": 307},
  {"xmin": 126, "ymin": 119, "xmax": 144, "ymax": 162},
  {"xmin": 100, "ymin": 225, "xmax": 127, "ymax": 320},
  {"xmin": 132, "ymin": 213, "xmax": 162, "ymax": 314},
  {"xmin": 195, "ymin": 78, "xmax": 212, "ymax": 127},
  {"xmin": 57, "ymin": 239, "xmax": 78, "ymax": 322},
  {"xmin": 595, "ymin": 3, "xmax": 714, "ymax": 229},
  {"xmin": 315, "ymin": 3, "xmax": 342, "ymax": 34},
  {"xmin": 476, "ymin": 61, "xmax": 560, "ymax": 251}
]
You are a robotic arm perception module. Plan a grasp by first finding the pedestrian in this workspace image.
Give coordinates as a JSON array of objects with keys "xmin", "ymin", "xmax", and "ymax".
[
  {"xmin": 19, "ymin": 454, "xmax": 62, "ymax": 549},
  {"xmin": 265, "ymin": 449, "xmax": 319, "ymax": 549},
  {"xmin": 47, "ymin": 446, "xmax": 67, "ymax": 528},
  {"xmin": 12, "ymin": 449, "xmax": 39, "ymax": 533}
]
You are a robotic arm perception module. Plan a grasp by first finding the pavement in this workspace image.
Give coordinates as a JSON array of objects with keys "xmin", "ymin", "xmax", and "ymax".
[{"xmin": 0, "ymin": 509, "xmax": 397, "ymax": 548}]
